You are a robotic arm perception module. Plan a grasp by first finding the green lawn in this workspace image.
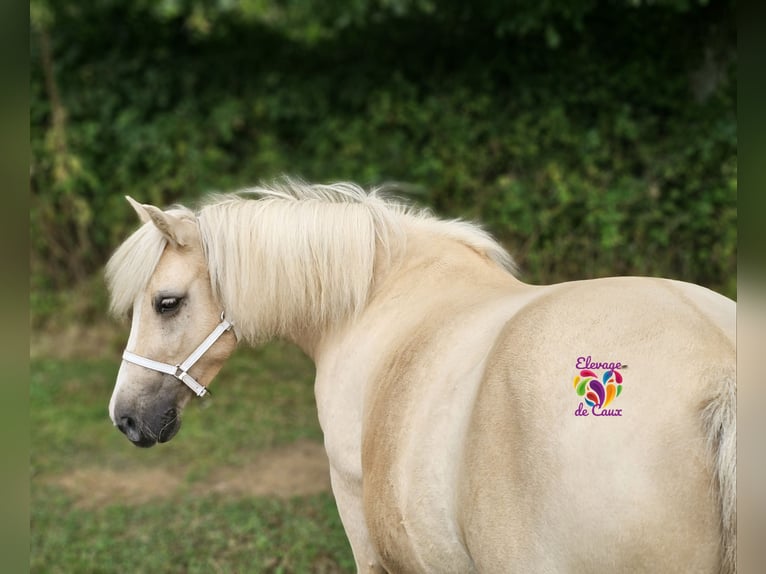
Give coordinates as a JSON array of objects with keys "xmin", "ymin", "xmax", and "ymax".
[{"xmin": 30, "ymin": 341, "xmax": 355, "ymax": 573}]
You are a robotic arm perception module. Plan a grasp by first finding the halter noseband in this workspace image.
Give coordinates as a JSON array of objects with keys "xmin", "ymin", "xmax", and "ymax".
[{"xmin": 121, "ymin": 313, "xmax": 234, "ymax": 398}]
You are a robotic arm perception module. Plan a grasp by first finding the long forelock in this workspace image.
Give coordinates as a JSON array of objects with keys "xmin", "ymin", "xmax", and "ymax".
[{"xmin": 105, "ymin": 207, "xmax": 195, "ymax": 318}]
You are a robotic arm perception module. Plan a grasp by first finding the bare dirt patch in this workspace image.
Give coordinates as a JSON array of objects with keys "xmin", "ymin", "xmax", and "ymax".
[
  {"xmin": 203, "ymin": 439, "xmax": 331, "ymax": 499},
  {"xmin": 47, "ymin": 467, "xmax": 183, "ymax": 510},
  {"xmin": 45, "ymin": 439, "xmax": 331, "ymax": 509}
]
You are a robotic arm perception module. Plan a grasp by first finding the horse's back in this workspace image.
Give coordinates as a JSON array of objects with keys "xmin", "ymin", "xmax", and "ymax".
[{"xmin": 458, "ymin": 277, "xmax": 734, "ymax": 572}]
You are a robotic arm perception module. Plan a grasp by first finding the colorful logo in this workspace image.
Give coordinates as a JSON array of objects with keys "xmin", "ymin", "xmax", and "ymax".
[{"xmin": 573, "ymin": 356, "xmax": 625, "ymax": 417}]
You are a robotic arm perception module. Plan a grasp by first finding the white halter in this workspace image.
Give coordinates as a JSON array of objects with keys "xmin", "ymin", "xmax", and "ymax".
[{"xmin": 121, "ymin": 313, "xmax": 234, "ymax": 397}]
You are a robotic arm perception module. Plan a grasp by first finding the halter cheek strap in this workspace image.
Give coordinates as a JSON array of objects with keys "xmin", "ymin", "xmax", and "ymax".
[{"xmin": 121, "ymin": 314, "xmax": 234, "ymax": 398}]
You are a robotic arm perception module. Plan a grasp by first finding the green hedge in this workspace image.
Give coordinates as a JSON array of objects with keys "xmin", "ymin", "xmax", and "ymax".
[{"xmin": 30, "ymin": 0, "xmax": 737, "ymax": 323}]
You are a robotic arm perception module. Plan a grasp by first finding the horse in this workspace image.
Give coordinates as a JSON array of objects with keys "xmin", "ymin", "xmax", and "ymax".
[{"xmin": 105, "ymin": 180, "xmax": 736, "ymax": 573}]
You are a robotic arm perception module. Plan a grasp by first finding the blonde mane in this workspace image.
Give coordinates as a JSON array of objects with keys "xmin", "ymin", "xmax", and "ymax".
[{"xmin": 106, "ymin": 180, "xmax": 515, "ymax": 343}]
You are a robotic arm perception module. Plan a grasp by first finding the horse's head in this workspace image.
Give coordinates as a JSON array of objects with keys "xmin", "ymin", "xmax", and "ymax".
[{"xmin": 107, "ymin": 197, "xmax": 237, "ymax": 447}]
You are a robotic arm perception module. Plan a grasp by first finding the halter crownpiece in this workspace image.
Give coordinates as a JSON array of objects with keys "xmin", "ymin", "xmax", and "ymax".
[{"xmin": 121, "ymin": 313, "xmax": 234, "ymax": 397}]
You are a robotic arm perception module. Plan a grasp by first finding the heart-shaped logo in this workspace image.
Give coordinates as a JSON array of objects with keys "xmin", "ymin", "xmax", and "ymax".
[{"xmin": 573, "ymin": 369, "xmax": 623, "ymax": 407}]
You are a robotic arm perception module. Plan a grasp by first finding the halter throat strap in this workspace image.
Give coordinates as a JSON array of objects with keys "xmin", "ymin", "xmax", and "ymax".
[{"xmin": 121, "ymin": 315, "xmax": 234, "ymax": 397}]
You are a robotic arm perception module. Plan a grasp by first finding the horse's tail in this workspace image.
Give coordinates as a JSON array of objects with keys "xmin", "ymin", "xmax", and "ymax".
[{"xmin": 701, "ymin": 370, "xmax": 736, "ymax": 573}]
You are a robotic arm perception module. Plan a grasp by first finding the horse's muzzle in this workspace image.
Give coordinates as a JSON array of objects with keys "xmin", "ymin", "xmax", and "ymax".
[{"xmin": 116, "ymin": 408, "xmax": 181, "ymax": 447}]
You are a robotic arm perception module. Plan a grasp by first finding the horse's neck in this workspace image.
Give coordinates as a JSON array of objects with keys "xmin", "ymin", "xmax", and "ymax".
[{"xmin": 310, "ymin": 229, "xmax": 524, "ymax": 482}]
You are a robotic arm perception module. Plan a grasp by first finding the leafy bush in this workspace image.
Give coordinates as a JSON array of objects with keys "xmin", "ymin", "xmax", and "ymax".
[{"xmin": 30, "ymin": 0, "xmax": 737, "ymax": 325}]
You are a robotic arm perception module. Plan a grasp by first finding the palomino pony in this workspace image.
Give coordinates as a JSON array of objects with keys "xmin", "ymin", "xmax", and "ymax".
[{"xmin": 106, "ymin": 181, "xmax": 735, "ymax": 573}]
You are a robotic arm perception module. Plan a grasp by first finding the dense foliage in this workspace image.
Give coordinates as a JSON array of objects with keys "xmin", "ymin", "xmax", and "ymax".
[{"xmin": 30, "ymin": 0, "xmax": 737, "ymax": 322}]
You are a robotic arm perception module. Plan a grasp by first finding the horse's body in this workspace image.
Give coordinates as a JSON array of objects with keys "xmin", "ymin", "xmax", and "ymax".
[{"xmin": 106, "ymin": 181, "xmax": 735, "ymax": 573}]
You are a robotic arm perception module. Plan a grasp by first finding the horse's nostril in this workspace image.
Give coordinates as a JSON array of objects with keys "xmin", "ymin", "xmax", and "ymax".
[
  {"xmin": 117, "ymin": 415, "xmax": 136, "ymax": 434},
  {"xmin": 114, "ymin": 413, "xmax": 156, "ymax": 447}
]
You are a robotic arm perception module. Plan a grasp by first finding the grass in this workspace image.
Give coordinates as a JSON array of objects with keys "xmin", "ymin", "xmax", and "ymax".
[
  {"xmin": 30, "ymin": 340, "xmax": 355, "ymax": 573},
  {"xmin": 31, "ymin": 488, "xmax": 351, "ymax": 573}
]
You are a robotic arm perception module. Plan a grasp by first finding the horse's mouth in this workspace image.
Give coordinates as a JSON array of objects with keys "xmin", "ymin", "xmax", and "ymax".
[
  {"xmin": 130, "ymin": 434, "xmax": 158, "ymax": 448},
  {"xmin": 157, "ymin": 408, "xmax": 181, "ymax": 444}
]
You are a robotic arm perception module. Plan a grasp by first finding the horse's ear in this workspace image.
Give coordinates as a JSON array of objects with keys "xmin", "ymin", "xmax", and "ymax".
[
  {"xmin": 125, "ymin": 195, "xmax": 192, "ymax": 247},
  {"xmin": 126, "ymin": 196, "xmax": 152, "ymax": 224}
]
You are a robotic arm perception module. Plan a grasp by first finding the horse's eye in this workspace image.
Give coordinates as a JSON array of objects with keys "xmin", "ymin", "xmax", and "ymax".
[{"xmin": 155, "ymin": 296, "xmax": 182, "ymax": 315}]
